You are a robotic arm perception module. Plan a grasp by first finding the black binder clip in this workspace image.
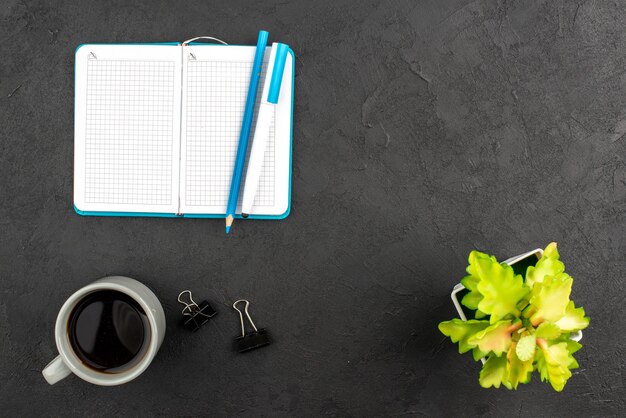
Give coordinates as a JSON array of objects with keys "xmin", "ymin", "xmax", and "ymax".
[
  {"xmin": 177, "ymin": 290, "xmax": 217, "ymax": 332},
  {"xmin": 233, "ymin": 300, "xmax": 271, "ymax": 353}
]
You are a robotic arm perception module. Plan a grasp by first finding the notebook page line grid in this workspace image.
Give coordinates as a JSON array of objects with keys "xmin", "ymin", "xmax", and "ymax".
[
  {"xmin": 84, "ymin": 59, "xmax": 175, "ymax": 205},
  {"xmin": 184, "ymin": 60, "xmax": 276, "ymax": 207}
]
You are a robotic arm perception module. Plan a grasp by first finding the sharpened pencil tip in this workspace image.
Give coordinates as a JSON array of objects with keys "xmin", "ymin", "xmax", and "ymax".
[{"xmin": 225, "ymin": 214, "xmax": 234, "ymax": 234}]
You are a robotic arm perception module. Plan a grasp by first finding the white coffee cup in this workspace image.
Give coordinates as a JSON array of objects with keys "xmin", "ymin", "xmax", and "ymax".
[{"xmin": 42, "ymin": 276, "xmax": 166, "ymax": 386}]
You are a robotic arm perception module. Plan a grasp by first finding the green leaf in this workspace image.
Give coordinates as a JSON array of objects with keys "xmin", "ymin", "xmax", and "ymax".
[
  {"xmin": 536, "ymin": 322, "xmax": 561, "ymax": 340},
  {"xmin": 555, "ymin": 301, "xmax": 589, "ymax": 332},
  {"xmin": 515, "ymin": 335, "xmax": 536, "ymax": 361},
  {"xmin": 472, "ymin": 347, "xmax": 487, "ymax": 362},
  {"xmin": 564, "ymin": 339, "xmax": 582, "ymax": 369},
  {"xmin": 550, "ymin": 336, "xmax": 582, "ymax": 369},
  {"xmin": 535, "ymin": 341, "xmax": 572, "ymax": 392},
  {"xmin": 438, "ymin": 319, "xmax": 490, "ymax": 354},
  {"xmin": 461, "ymin": 273, "xmax": 479, "ymax": 291},
  {"xmin": 535, "ymin": 348, "xmax": 548, "ymax": 381},
  {"xmin": 469, "ymin": 252, "xmax": 529, "ymax": 323},
  {"xmin": 526, "ymin": 242, "xmax": 565, "ymax": 287},
  {"xmin": 474, "ymin": 309, "xmax": 488, "ymax": 319},
  {"xmin": 467, "ymin": 320, "xmax": 513, "ymax": 356},
  {"xmin": 529, "ymin": 273, "xmax": 573, "ymax": 326},
  {"xmin": 543, "ymin": 242, "xmax": 559, "ymax": 258},
  {"xmin": 507, "ymin": 342, "xmax": 534, "ymax": 389},
  {"xmin": 461, "ymin": 291, "xmax": 483, "ymax": 310},
  {"xmin": 460, "ymin": 267, "xmax": 483, "ymax": 311},
  {"xmin": 479, "ymin": 354, "xmax": 511, "ymax": 389},
  {"xmin": 564, "ymin": 338, "xmax": 582, "ymax": 355}
]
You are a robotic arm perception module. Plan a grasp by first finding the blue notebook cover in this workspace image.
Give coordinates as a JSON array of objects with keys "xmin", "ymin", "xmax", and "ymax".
[{"xmin": 73, "ymin": 42, "xmax": 294, "ymax": 220}]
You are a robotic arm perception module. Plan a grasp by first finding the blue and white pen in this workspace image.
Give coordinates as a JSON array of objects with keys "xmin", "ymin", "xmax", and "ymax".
[{"xmin": 241, "ymin": 42, "xmax": 290, "ymax": 217}]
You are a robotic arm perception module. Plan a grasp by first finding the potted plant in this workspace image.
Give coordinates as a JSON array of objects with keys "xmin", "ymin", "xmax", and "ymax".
[{"xmin": 438, "ymin": 243, "xmax": 589, "ymax": 391}]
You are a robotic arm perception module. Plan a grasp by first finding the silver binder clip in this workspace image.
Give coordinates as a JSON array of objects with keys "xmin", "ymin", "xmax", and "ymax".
[
  {"xmin": 233, "ymin": 300, "xmax": 271, "ymax": 353},
  {"xmin": 177, "ymin": 290, "xmax": 217, "ymax": 332}
]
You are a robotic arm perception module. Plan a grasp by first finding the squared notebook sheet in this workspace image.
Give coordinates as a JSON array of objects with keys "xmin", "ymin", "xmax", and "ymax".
[{"xmin": 74, "ymin": 43, "xmax": 293, "ymax": 218}]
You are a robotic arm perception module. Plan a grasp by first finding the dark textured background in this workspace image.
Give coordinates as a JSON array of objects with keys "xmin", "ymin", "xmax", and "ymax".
[{"xmin": 1, "ymin": 0, "xmax": 625, "ymax": 416}]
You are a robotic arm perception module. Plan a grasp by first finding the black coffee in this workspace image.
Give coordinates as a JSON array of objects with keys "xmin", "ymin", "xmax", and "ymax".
[{"xmin": 68, "ymin": 290, "xmax": 150, "ymax": 373}]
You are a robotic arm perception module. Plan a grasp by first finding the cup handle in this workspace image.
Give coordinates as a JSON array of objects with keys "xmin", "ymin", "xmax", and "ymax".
[{"xmin": 42, "ymin": 355, "xmax": 71, "ymax": 385}]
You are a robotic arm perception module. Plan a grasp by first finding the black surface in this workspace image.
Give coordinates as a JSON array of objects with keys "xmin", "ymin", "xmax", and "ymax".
[{"xmin": 1, "ymin": 0, "xmax": 625, "ymax": 416}]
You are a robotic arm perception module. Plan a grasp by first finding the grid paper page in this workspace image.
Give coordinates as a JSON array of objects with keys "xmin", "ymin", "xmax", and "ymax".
[
  {"xmin": 84, "ymin": 59, "xmax": 176, "ymax": 206},
  {"xmin": 183, "ymin": 59, "xmax": 276, "ymax": 208}
]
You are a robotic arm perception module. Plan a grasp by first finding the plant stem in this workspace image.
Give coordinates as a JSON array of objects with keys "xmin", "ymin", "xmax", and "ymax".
[
  {"xmin": 507, "ymin": 322, "xmax": 523, "ymax": 334},
  {"xmin": 536, "ymin": 338, "xmax": 548, "ymax": 350}
]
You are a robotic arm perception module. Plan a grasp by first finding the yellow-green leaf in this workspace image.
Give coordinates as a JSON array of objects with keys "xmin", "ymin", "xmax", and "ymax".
[
  {"xmin": 515, "ymin": 335, "xmax": 536, "ymax": 361},
  {"xmin": 474, "ymin": 309, "xmax": 488, "ymax": 319},
  {"xmin": 472, "ymin": 346, "xmax": 487, "ymax": 362},
  {"xmin": 507, "ymin": 342, "xmax": 534, "ymax": 389},
  {"xmin": 479, "ymin": 354, "xmax": 511, "ymax": 389},
  {"xmin": 470, "ymin": 252, "xmax": 529, "ymax": 323},
  {"xmin": 438, "ymin": 319, "xmax": 490, "ymax": 354},
  {"xmin": 461, "ymin": 273, "xmax": 479, "ymax": 291},
  {"xmin": 466, "ymin": 251, "xmax": 498, "ymax": 278},
  {"xmin": 529, "ymin": 273, "xmax": 572, "ymax": 326},
  {"xmin": 550, "ymin": 336, "xmax": 582, "ymax": 369},
  {"xmin": 467, "ymin": 320, "xmax": 513, "ymax": 356},
  {"xmin": 536, "ymin": 322, "xmax": 561, "ymax": 340},
  {"xmin": 564, "ymin": 339, "xmax": 582, "ymax": 369},
  {"xmin": 460, "ymin": 265, "xmax": 484, "ymax": 311},
  {"xmin": 555, "ymin": 301, "xmax": 589, "ymax": 332},
  {"xmin": 526, "ymin": 242, "xmax": 565, "ymax": 287},
  {"xmin": 535, "ymin": 341, "xmax": 572, "ymax": 392},
  {"xmin": 461, "ymin": 291, "xmax": 482, "ymax": 310}
]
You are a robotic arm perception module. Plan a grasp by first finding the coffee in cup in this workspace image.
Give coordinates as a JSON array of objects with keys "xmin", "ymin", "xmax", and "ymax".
[{"xmin": 42, "ymin": 276, "xmax": 165, "ymax": 386}]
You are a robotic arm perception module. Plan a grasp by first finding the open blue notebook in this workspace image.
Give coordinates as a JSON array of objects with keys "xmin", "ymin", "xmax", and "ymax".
[{"xmin": 74, "ymin": 42, "xmax": 294, "ymax": 219}]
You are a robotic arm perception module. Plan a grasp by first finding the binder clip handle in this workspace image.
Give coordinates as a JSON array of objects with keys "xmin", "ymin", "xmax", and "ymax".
[
  {"xmin": 178, "ymin": 290, "xmax": 199, "ymax": 317},
  {"xmin": 233, "ymin": 300, "xmax": 257, "ymax": 336}
]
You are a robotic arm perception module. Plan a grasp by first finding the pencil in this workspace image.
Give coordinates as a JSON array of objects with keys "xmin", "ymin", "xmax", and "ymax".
[{"xmin": 225, "ymin": 30, "xmax": 269, "ymax": 234}]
